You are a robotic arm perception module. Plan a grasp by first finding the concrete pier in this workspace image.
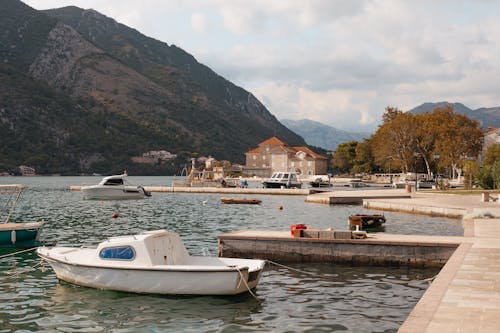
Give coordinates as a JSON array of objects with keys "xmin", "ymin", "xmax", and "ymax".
[
  {"xmin": 70, "ymin": 185, "xmax": 310, "ymax": 195},
  {"xmin": 218, "ymin": 230, "xmax": 462, "ymax": 268},
  {"xmin": 305, "ymin": 189, "xmax": 411, "ymax": 204}
]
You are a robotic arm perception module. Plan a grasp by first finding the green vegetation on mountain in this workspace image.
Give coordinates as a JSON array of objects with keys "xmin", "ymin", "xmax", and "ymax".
[{"xmin": 0, "ymin": 0, "xmax": 305, "ymax": 175}]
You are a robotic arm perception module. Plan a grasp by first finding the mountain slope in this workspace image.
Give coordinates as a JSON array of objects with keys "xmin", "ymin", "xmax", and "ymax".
[
  {"xmin": 410, "ymin": 102, "xmax": 500, "ymax": 128},
  {"xmin": 0, "ymin": 0, "xmax": 306, "ymax": 174},
  {"xmin": 41, "ymin": 6, "xmax": 303, "ymax": 147},
  {"xmin": 281, "ymin": 119, "xmax": 369, "ymax": 151}
]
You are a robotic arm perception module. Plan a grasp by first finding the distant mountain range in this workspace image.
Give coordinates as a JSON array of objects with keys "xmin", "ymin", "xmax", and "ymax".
[
  {"xmin": 0, "ymin": 0, "xmax": 305, "ymax": 174},
  {"xmin": 409, "ymin": 102, "xmax": 500, "ymax": 129},
  {"xmin": 283, "ymin": 102, "xmax": 499, "ymax": 152},
  {"xmin": 281, "ymin": 119, "xmax": 369, "ymax": 151}
]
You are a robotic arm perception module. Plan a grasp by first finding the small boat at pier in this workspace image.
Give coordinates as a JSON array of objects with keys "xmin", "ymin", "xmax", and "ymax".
[
  {"xmin": 81, "ymin": 174, "xmax": 151, "ymax": 200},
  {"xmin": 262, "ymin": 172, "xmax": 301, "ymax": 189},
  {"xmin": 37, "ymin": 230, "xmax": 266, "ymax": 295},
  {"xmin": 0, "ymin": 185, "xmax": 45, "ymax": 248},
  {"xmin": 220, "ymin": 197, "xmax": 262, "ymax": 204},
  {"xmin": 348, "ymin": 214, "xmax": 386, "ymax": 230}
]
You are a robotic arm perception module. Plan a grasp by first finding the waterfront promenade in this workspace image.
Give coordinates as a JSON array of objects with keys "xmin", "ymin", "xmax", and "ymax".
[{"xmin": 397, "ymin": 194, "xmax": 500, "ymax": 333}]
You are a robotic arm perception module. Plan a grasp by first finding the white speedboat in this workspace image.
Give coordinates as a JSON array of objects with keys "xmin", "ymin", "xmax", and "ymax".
[
  {"xmin": 262, "ymin": 172, "xmax": 301, "ymax": 189},
  {"xmin": 37, "ymin": 230, "xmax": 266, "ymax": 295},
  {"xmin": 81, "ymin": 174, "xmax": 151, "ymax": 200}
]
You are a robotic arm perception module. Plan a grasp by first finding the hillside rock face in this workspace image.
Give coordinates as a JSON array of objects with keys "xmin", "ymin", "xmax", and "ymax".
[
  {"xmin": 0, "ymin": 0, "xmax": 305, "ymax": 174},
  {"xmin": 29, "ymin": 22, "xmax": 103, "ymax": 88}
]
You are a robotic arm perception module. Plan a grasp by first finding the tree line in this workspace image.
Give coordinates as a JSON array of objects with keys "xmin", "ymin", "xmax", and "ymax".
[{"xmin": 331, "ymin": 105, "xmax": 500, "ymax": 189}]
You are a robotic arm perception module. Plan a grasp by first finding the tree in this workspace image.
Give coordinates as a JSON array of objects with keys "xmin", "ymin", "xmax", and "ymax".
[
  {"xmin": 414, "ymin": 112, "xmax": 437, "ymax": 178},
  {"xmin": 483, "ymin": 144, "xmax": 500, "ymax": 166},
  {"xmin": 352, "ymin": 139, "xmax": 375, "ymax": 174},
  {"xmin": 381, "ymin": 106, "xmax": 404, "ymax": 125},
  {"xmin": 331, "ymin": 141, "xmax": 358, "ymax": 174},
  {"xmin": 371, "ymin": 110, "xmax": 416, "ymax": 173},
  {"xmin": 432, "ymin": 106, "xmax": 483, "ymax": 179}
]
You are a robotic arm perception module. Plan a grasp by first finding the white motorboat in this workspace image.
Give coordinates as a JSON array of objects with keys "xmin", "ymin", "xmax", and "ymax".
[
  {"xmin": 262, "ymin": 172, "xmax": 301, "ymax": 189},
  {"xmin": 81, "ymin": 174, "xmax": 151, "ymax": 200},
  {"xmin": 37, "ymin": 230, "xmax": 266, "ymax": 295}
]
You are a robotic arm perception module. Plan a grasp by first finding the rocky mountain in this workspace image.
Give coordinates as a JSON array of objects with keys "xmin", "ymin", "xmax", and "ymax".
[
  {"xmin": 281, "ymin": 119, "xmax": 369, "ymax": 151},
  {"xmin": 0, "ymin": 0, "xmax": 305, "ymax": 174},
  {"xmin": 410, "ymin": 102, "xmax": 500, "ymax": 129}
]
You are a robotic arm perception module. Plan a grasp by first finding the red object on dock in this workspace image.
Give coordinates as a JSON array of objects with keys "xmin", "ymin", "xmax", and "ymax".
[{"xmin": 290, "ymin": 224, "xmax": 307, "ymax": 236}]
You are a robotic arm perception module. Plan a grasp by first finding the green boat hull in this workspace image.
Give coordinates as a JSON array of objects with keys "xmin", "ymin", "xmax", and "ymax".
[{"xmin": 0, "ymin": 228, "xmax": 41, "ymax": 248}]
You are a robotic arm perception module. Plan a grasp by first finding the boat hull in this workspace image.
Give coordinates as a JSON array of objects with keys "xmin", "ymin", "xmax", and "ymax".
[
  {"xmin": 0, "ymin": 222, "xmax": 44, "ymax": 248},
  {"xmin": 39, "ymin": 256, "xmax": 264, "ymax": 295},
  {"xmin": 349, "ymin": 214, "xmax": 386, "ymax": 230},
  {"xmin": 262, "ymin": 181, "xmax": 301, "ymax": 189},
  {"xmin": 81, "ymin": 186, "xmax": 146, "ymax": 200},
  {"xmin": 220, "ymin": 197, "xmax": 262, "ymax": 204}
]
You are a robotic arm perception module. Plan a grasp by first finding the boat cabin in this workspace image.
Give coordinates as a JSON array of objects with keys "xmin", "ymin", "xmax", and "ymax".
[{"xmin": 96, "ymin": 230, "xmax": 190, "ymax": 267}]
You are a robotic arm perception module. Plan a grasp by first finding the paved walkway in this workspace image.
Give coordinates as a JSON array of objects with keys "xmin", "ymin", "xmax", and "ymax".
[{"xmin": 396, "ymin": 193, "xmax": 500, "ymax": 332}]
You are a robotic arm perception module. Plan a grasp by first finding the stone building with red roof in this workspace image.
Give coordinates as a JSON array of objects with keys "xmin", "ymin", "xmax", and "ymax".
[{"xmin": 244, "ymin": 137, "xmax": 327, "ymax": 177}]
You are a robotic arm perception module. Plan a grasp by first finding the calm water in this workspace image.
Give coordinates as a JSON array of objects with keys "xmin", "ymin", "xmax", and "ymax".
[{"xmin": 0, "ymin": 176, "xmax": 462, "ymax": 332}]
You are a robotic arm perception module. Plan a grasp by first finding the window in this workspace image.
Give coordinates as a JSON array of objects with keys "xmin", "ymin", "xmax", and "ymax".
[
  {"xmin": 104, "ymin": 178, "xmax": 124, "ymax": 186},
  {"xmin": 99, "ymin": 246, "xmax": 136, "ymax": 260}
]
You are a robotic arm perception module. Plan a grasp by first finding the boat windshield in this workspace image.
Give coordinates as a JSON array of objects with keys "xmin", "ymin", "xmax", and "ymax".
[
  {"xmin": 103, "ymin": 178, "xmax": 124, "ymax": 186},
  {"xmin": 99, "ymin": 246, "xmax": 136, "ymax": 260}
]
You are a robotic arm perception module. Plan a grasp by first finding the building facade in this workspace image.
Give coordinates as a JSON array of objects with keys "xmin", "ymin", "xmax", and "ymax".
[{"xmin": 244, "ymin": 137, "xmax": 327, "ymax": 177}]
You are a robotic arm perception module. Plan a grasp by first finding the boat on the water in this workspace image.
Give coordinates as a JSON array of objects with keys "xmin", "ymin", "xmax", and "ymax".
[
  {"xmin": 81, "ymin": 174, "xmax": 151, "ymax": 200},
  {"xmin": 262, "ymin": 172, "xmax": 301, "ymax": 189},
  {"xmin": 220, "ymin": 197, "xmax": 262, "ymax": 204},
  {"xmin": 37, "ymin": 229, "xmax": 266, "ymax": 295},
  {"xmin": 0, "ymin": 184, "xmax": 45, "ymax": 248},
  {"xmin": 348, "ymin": 214, "xmax": 386, "ymax": 230}
]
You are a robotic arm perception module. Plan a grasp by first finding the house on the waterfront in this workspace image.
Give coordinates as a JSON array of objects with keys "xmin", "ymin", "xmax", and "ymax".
[
  {"xmin": 18, "ymin": 165, "xmax": 35, "ymax": 176},
  {"xmin": 244, "ymin": 136, "xmax": 327, "ymax": 177}
]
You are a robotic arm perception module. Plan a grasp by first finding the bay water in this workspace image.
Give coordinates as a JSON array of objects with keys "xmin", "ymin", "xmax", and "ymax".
[{"xmin": 0, "ymin": 176, "xmax": 462, "ymax": 332}]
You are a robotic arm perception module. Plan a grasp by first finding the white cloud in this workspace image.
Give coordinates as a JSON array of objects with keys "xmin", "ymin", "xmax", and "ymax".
[
  {"xmin": 191, "ymin": 12, "xmax": 210, "ymax": 33},
  {"xmin": 21, "ymin": 0, "xmax": 500, "ymax": 132}
]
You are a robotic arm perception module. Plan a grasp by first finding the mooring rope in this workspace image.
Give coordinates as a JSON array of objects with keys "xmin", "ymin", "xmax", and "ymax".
[
  {"xmin": 266, "ymin": 260, "xmax": 318, "ymax": 276},
  {"xmin": 0, "ymin": 247, "xmax": 38, "ymax": 260},
  {"xmin": 235, "ymin": 267, "xmax": 261, "ymax": 302}
]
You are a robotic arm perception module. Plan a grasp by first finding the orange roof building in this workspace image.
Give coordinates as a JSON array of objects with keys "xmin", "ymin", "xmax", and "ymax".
[{"xmin": 244, "ymin": 136, "xmax": 327, "ymax": 177}]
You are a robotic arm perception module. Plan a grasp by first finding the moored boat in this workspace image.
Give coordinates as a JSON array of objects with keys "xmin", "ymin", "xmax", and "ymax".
[
  {"xmin": 262, "ymin": 172, "xmax": 301, "ymax": 189},
  {"xmin": 37, "ymin": 229, "xmax": 266, "ymax": 295},
  {"xmin": 348, "ymin": 214, "xmax": 386, "ymax": 230},
  {"xmin": 220, "ymin": 197, "xmax": 262, "ymax": 204},
  {"xmin": 0, "ymin": 185, "xmax": 45, "ymax": 248},
  {"xmin": 81, "ymin": 173, "xmax": 151, "ymax": 200}
]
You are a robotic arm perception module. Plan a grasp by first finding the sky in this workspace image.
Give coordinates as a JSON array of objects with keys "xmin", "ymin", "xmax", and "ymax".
[{"xmin": 23, "ymin": 0, "xmax": 500, "ymax": 133}]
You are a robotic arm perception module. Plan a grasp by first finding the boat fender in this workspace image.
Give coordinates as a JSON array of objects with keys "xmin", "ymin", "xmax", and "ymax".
[{"xmin": 11, "ymin": 230, "xmax": 16, "ymax": 244}]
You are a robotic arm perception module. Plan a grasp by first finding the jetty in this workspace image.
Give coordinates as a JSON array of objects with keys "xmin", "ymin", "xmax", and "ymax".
[
  {"xmin": 305, "ymin": 188, "xmax": 411, "ymax": 204},
  {"xmin": 70, "ymin": 185, "xmax": 310, "ymax": 195},
  {"xmin": 218, "ymin": 192, "xmax": 500, "ymax": 333}
]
